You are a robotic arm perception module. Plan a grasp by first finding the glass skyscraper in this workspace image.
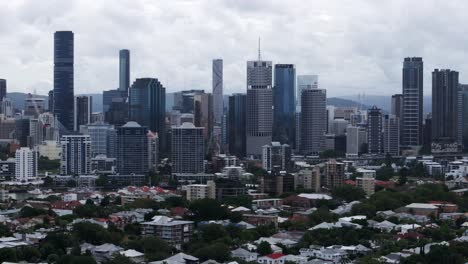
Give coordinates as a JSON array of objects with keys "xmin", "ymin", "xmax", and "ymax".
[
  {"xmin": 273, "ymin": 64, "xmax": 295, "ymax": 147},
  {"xmin": 119, "ymin": 49, "xmax": 130, "ymax": 92},
  {"xmin": 53, "ymin": 31, "xmax": 74, "ymax": 132},
  {"xmin": 228, "ymin": 93, "xmax": 246, "ymax": 158},
  {"xmin": 402, "ymin": 57, "xmax": 423, "ymax": 146}
]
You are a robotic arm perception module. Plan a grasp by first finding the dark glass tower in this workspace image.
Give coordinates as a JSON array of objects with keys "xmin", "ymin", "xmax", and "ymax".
[
  {"xmin": 402, "ymin": 57, "xmax": 423, "ymax": 146},
  {"xmin": 273, "ymin": 64, "xmax": 296, "ymax": 147},
  {"xmin": 0, "ymin": 79, "xmax": 6, "ymax": 101},
  {"xmin": 432, "ymin": 69, "xmax": 459, "ymax": 144},
  {"xmin": 53, "ymin": 31, "xmax": 74, "ymax": 132},
  {"xmin": 367, "ymin": 106, "xmax": 383, "ymax": 154},
  {"xmin": 129, "ymin": 78, "xmax": 166, "ymax": 152},
  {"xmin": 228, "ymin": 93, "xmax": 246, "ymax": 158},
  {"xmin": 117, "ymin": 121, "xmax": 148, "ymax": 174},
  {"xmin": 119, "ymin": 49, "xmax": 130, "ymax": 92}
]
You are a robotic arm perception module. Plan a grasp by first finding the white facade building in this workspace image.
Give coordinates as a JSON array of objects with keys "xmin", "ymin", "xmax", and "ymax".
[{"xmin": 15, "ymin": 147, "xmax": 38, "ymax": 182}]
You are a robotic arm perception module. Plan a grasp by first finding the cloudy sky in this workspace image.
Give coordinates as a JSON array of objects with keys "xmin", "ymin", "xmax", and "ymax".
[{"xmin": 1, "ymin": 0, "xmax": 468, "ymax": 97}]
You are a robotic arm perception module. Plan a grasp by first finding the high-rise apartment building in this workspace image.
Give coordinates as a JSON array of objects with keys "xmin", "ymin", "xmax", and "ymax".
[
  {"xmin": 383, "ymin": 115, "xmax": 400, "ymax": 156},
  {"xmin": 262, "ymin": 142, "xmax": 291, "ymax": 172},
  {"xmin": 74, "ymin": 95, "xmax": 92, "ymax": 131},
  {"xmin": 296, "ymin": 75, "xmax": 318, "ymax": 111},
  {"xmin": 300, "ymin": 88, "xmax": 327, "ymax": 155},
  {"xmin": 119, "ymin": 49, "xmax": 130, "ymax": 92},
  {"xmin": 391, "ymin": 94, "xmax": 403, "ymax": 120},
  {"xmin": 116, "ymin": 122, "xmax": 149, "ymax": 174},
  {"xmin": 324, "ymin": 159, "xmax": 345, "ymax": 188},
  {"xmin": 246, "ymin": 54, "xmax": 273, "ymax": 157},
  {"xmin": 15, "ymin": 147, "xmax": 38, "ymax": 182},
  {"xmin": 194, "ymin": 92, "xmax": 213, "ymax": 140},
  {"xmin": 402, "ymin": 57, "xmax": 423, "ymax": 146},
  {"xmin": 367, "ymin": 106, "xmax": 383, "ymax": 154},
  {"xmin": 0, "ymin": 79, "xmax": 6, "ymax": 102},
  {"xmin": 273, "ymin": 64, "xmax": 296, "ymax": 147},
  {"xmin": 432, "ymin": 69, "xmax": 459, "ymax": 146},
  {"xmin": 53, "ymin": 31, "xmax": 74, "ymax": 132},
  {"xmin": 60, "ymin": 134, "xmax": 92, "ymax": 175},
  {"xmin": 212, "ymin": 59, "xmax": 223, "ymax": 125},
  {"xmin": 129, "ymin": 78, "xmax": 166, "ymax": 152},
  {"xmin": 171, "ymin": 122, "xmax": 204, "ymax": 174}
]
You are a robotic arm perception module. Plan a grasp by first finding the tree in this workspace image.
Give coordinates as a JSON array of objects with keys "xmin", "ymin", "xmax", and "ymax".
[
  {"xmin": 96, "ymin": 175, "xmax": 109, "ymax": 187},
  {"xmin": 223, "ymin": 194, "xmax": 252, "ymax": 208},
  {"xmin": 131, "ymin": 198, "xmax": 160, "ymax": 209},
  {"xmin": 376, "ymin": 166, "xmax": 394, "ymax": 181},
  {"xmin": 200, "ymin": 224, "xmax": 229, "ymax": 242},
  {"xmin": 0, "ymin": 224, "xmax": 11, "ymax": 237},
  {"xmin": 104, "ymin": 255, "xmax": 134, "ymax": 264},
  {"xmin": 189, "ymin": 199, "xmax": 228, "ymax": 221},
  {"xmin": 126, "ymin": 237, "xmax": 170, "ymax": 261},
  {"xmin": 192, "ymin": 243, "xmax": 231, "ymax": 262},
  {"xmin": 19, "ymin": 206, "xmax": 47, "ymax": 218},
  {"xmin": 57, "ymin": 255, "xmax": 97, "ymax": 264},
  {"xmin": 73, "ymin": 222, "xmax": 120, "ymax": 245},
  {"xmin": 309, "ymin": 207, "xmax": 338, "ymax": 226},
  {"xmin": 332, "ymin": 185, "xmax": 366, "ymax": 202},
  {"xmin": 257, "ymin": 241, "xmax": 272, "ymax": 256},
  {"xmin": 0, "ymin": 248, "xmax": 17, "ymax": 263}
]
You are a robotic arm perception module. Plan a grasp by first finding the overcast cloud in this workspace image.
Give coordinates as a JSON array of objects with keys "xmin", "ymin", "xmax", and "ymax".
[{"xmin": 1, "ymin": 0, "xmax": 468, "ymax": 97}]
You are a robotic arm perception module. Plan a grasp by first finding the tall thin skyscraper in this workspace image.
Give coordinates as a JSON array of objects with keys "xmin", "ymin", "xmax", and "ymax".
[
  {"xmin": 119, "ymin": 49, "xmax": 130, "ymax": 92},
  {"xmin": 383, "ymin": 115, "xmax": 400, "ymax": 156},
  {"xmin": 129, "ymin": 78, "xmax": 166, "ymax": 152},
  {"xmin": 391, "ymin": 94, "xmax": 403, "ymax": 120},
  {"xmin": 432, "ymin": 69, "xmax": 459, "ymax": 145},
  {"xmin": 300, "ymin": 88, "xmax": 327, "ymax": 155},
  {"xmin": 0, "ymin": 79, "xmax": 6, "ymax": 101},
  {"xmin": 296, "ymin": 75, "xmax": 318, "ymax": 111},
  {"xmin": 459, "ymin": 84, "xmax": 468, "ymax": 151},
  {"xmin": 246, "ymin": 44, "xmax": 273, "ymax": 157},
  {"xmin": 402, "ymin": 57, "xmax": 423, "ymax": 146},
  {"xmin": 53, "ymin": 31, "xmax": 74, "ymax": 132},
  {"xmin": 367, "ymin": 106, "xmax": 383, "ymax": 154},
  {"xmin": 228, "ymin": 93, "xmax": 247, "ymax": 158},
  {"xmin": 212, "ymin": 59, "xmax": 223, "ymax": 125},
  {"xmin": 74, "ymin": 95, "xmax": 92, "ymax": 131},
  {"xmin": 273, "ymin": 64, "xmax": 296, "ymax": 147}
]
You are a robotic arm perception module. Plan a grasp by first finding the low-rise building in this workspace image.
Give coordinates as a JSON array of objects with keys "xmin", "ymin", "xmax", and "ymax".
[{"xmin": 141, "ymin": 216, "xmax": 194, "ymax": 249}]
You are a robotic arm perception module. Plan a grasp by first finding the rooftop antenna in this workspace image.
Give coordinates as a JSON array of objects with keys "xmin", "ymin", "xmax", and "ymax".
[{"xmin": 258, "ymin": 37, "xmax": 261, "ymax": 61}]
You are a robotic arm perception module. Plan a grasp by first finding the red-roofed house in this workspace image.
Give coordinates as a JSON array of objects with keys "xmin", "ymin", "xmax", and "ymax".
[
  {"xmin": 51, "ymin": 201, "xmax": 82, "ymax": 210},
  {"xmin": 258, "ymin": 253, "xmax": 286, "ymax": 264}
]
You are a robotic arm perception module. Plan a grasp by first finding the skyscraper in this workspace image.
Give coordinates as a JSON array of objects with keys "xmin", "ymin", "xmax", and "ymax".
[
  {"xmin": 171, "ymin": 122, "xmax": 205, "ymax": 174},
  {"xmin": 383, "ymin": 115, "xmax": 400, "ymax": 156},
  {"xmin": 367, "ymin": 106, "xmax": 383, "ymax": 154},
  {"xmin": 129, "ymin": 78, "xmax": 166, "ymax": 152},
  {"xmin": 296, "ymin": 75, "xmax": 318, "ymax": 111},
  {"xmin": 60, "ymin": 134, "xmax": 92, "ymax": 175},
  {"xmin": 273, "ymin": 64, "xmax": 296, "ymax": 147},
  {"xmin": 117, "ymin": 121, "xmax": 149, "ymax": 174},
  {"xmin": 300, "ymin": 88, "xmax": 327, "ymax": 155},
  {"xmin": 391, "ymin": 94, "xmax": 403, "ymax": 120},
  {"xmin": 194, "ymin": 92, "xmax": 213, "ymax": 140},
  {"xmin": 53, "ymin": 31, "xmax": 74, "ymax": 132},
  {"xmin": 119, "ymin": 49, "xmax": 130, "ymax": 92},
  {"xmin": 74, "ymin": 95, "xmax": 92, "ymax": 131},
  {"xmin": 212, "ymin": 59, "xmax": 223, "ymax": 125},
  {"xmin": 262, "ymin": 142, "xmax": 291, "ymax": 172},
  {"xmin": 0, "ymin": 79, "xmax": 6, "ymax": 101},
  {"xmin": 432, "ymin": 69, "xmax": 459, "ymax": 145},
  {"xmin": 402, "ymin": 57, "xmax": 423, "ymax": 146},
  {"xmin": 228, "ymin": 93, "xmax": 246, "ymax": 158},
  {"xmin": 246, "ymin": 51, "xmax": 273, "ymax": 157},
  {"xmin": 459, "ymin": 84, "xmax": 468, "ymax": 151},
  {"xmin": 80, "ymin": 122, "xmax": 116, "ymax": 157}
]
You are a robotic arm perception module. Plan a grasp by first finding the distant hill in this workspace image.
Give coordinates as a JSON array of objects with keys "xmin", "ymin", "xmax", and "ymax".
[
  {"xmin": 6, "ymin": 92, "xmax": 103, "ymax": 112},
  {"xmin": 341, "ymin": 95, "xmax": 432, "ymax": 114},
  {"xmin": 327, "ymin": 97, "xmax": 371, "ymax": 110}
]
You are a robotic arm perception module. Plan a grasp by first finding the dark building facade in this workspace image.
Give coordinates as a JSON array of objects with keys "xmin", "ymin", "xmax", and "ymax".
[
  {"xmin": 116, "ymin": 121, "xmax": 149, "ymax": 174},
  {"xmin": 53, "ymin": 31, "xmax": 74, "ymax": 132},
  {"xmin": 119, "ymin": 49, "xmax": 130, "ymax": 92},
  {"xmin": 228, "ymin": 93, "xmax": 246, "ymax": 158},
  {"xmin": 0, "ymin": 79, "xmax": 6, "ymax": 101},
  {"xmin": 432, "ymin": 69, "xmax": 459, "ymax": 145},
  {"xmin": 300, "ymin": 88, "xmax": 327, "ymax": 155},
  {"xmin": 273, "ymin": 64, "xmax": 296, "ymax": 147},
  {"xmin": 129, "ymin": 78, "xmax": 166, "ymax": 152},
  {"xmin": 367, "ymin": 106, "xmax": 383, "ymax": 154},
  {"xmin": 74, "ymin": 95, "xmax": 92, "ymax": 131},
  {"xmin": 460, "ymin": 84, "xmax": 468, "ymax": 151},
  {"xmin": 402, "ymin": 57, "xmax": 423, "ymax": 146}
]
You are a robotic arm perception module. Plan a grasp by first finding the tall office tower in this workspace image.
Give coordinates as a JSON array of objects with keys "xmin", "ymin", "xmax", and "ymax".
[
  {"xmin": 79, "ymin": 122, "xmax": 116, "ymax": 157},
  {"xmin": 432, "ymin": 69, "xmax": 459, "ymax": 146},
  {"xmin": 129, "ymin": 78, "xmax": 166, "ymax": 152},
  {"xmin": 324, "ymin": 159, "xmax": 345, "ymax": 188},
  {"xmin": 273, "ymin": 64, "xmax": 296, "ymax": 147},
  {"xmin": 383, "ymin": 115, "xmax": 400, "ymax": 156},
  {"xmin": 1, "ymin": 98, "xmax": 13, "ymax": 117},
  {"xmin": 0, "ymin": 79, "xmax": 6, "ymax": 101},
  {"xmin": 228, "ymin": 93, "xmax": 246, "ymax": 158},
  {"xmin": 460, "ymin": 84, "xmax": 468, "ymax": 150},
  {"xmin": 194, "ymin": 93, "xmax": 213, "ymax": 140},
  {"xmin": 296, "ymin": 75, "xmax": 318, "ymax": 111},
  {"xmin": 28, "ymin": 119, "xmax": 44, "ymax": 147},
  {"xmin": 262, "ymin": 142, "xmax": 291, "ymax": 172},
  {"xmin": 246, "ymin": 50, "xmax": 273, "ymax": 157},
  {"xmin": 391, "ymin": 94, "xmax": 403, "ymax": 120},
  {"xmin": 39, "ymin": 112, "xmax": 59, "ymax": 141},
  {"xmin": 15, "ymin": 147, "xmax": 38, "ymax": 182},
  {"xmin": 47, "ymin": 90, "xmax": 54, "ymax": 112},
  {"xmin": 16, "ymin": 119, "xmax": 30, "ymax": 147},
  {"xmin": 53, "ymin": 31, "xmax": 74, "ymax": 132},
  {"xmin": 147, "ymin": 131, "xmax": 159, "ymax": 172},
  {"xmin": 367, "ymin": 106, "xmax": 383, "ymax": 154},
  {"xmin": 60, "ymin": 134, "xmax": 92, "ymax": 175},
  {"xmin": 346, "ymin": 125, "xmax": 360, "ymax": 157},
  {"xmin": 212, "ymin": 59, "xmax": 223, "ymax": 125},
  {"xmin": 171, "ymin": 122, "xmax": 205, "ymax": 174},
  {"xmin": 300, "ymin": 88, "xmax": 327, "ymax": 155},
  {"xmin": 24, "ymin": 94, "xmax": 45, "ymax": 117},
  {"xmin": 119, "ymin": 49, "xmax": 130, "ymax": 92},
  {"xmin": 74, "ymin": 95, "xmax": 92, "ymax": 131},
  {"xmin": 116, "ymin": 121, "xmax": 149, "ymax": 174},
  {"xmin": 402, "ymin": 57, "xmax": 423, "ymax": 146}
]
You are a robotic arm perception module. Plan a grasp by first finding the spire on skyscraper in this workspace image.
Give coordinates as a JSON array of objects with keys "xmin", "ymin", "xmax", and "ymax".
[{"xmin": 258, "ymin": 37, "xmax": 261, "ymax": 61}]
